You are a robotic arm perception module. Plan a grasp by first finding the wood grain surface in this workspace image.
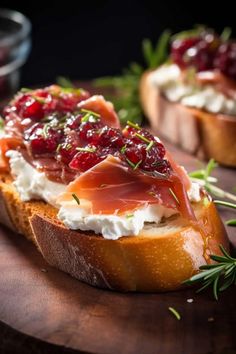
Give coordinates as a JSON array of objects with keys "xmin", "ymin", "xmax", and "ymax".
[{"xmin": 0, "ymin": 139, "xmax": 236, "ymax": 354}]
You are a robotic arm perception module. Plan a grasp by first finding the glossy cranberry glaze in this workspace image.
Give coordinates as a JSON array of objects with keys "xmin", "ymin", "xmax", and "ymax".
[
  {"xmin": 171, "ymin": 28, "xmax": 236, "ymax": 80},
  {"xmin": 3, "ymin": 86, "xmax": 170, "ymax": 177}
]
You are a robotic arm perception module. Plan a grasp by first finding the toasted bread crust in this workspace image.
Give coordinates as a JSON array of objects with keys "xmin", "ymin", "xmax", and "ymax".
[
  {"xmin": 0, "ymin": 173, "xmax": 229, "ymax": 292},
  {"xmin": 140, "ymin": 71, "xmax": 236, "ymax": 166}
]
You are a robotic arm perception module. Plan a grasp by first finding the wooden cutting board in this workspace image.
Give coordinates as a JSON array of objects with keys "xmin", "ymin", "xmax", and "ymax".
[{"xmin": 0, "ymin": 138, "xmax": 236, "ymax": 354}]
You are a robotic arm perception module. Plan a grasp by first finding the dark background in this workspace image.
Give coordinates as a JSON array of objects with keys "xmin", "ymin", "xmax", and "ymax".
[{"xmin": 2, "ymin": 0, "xmax": 236, "ymax": 86}]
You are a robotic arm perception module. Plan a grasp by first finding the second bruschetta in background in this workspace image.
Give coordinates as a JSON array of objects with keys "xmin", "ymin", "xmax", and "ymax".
[{"xmin": 140, "ymin": 27, "xmax": 236, "ymax": 166}]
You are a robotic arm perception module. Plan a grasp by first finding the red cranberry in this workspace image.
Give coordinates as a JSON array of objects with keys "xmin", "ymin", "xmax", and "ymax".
[
  {"xmin": 171, "ymin": 30, "xmax": 220, "ymax": 72},
  {"xmin": 97, "ymin": 126, "xmax": 124, "ymax": 148},
  {"xmin": 214, "ymin": 42, "xmax": 236, "ymax": 80},
  {"xmin": 171, "ymin": 37, "xmax": 201, "ymax": 68},
  {"xmin": 64, "ymin": 114, "xmax": 83, "ymax": 130},
  {"xmin": 28, "ymin": 123, "xmax": 63, "ymax": 155},
  {"xmin": 56, "ymin": 142, "xmax": 77, "ymax": 164},
  {"xmin": 78, "ymin": 121, "xmax": 103, "ymax": 143},
  {"xmin": 69, "ymin": 150, "xmax": 103, "ymax": 172},
  {"xmin": 125, "ymin": 145, "xmax": 146, "ymax": 165}
]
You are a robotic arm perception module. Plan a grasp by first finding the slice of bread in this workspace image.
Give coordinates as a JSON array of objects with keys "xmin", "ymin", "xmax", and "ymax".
[
  {"xmin": 140, "ymin": 71, "xmax": 236, "ymax": 166},
  {"xmin": 0, "ymin": 173, "xmax": 229, "ymax": 292}
]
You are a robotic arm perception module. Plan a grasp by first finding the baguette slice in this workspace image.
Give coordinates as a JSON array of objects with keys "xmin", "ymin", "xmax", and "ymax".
[
  {"xmin": 140, "ymin": 71, "xmax": 236, "ymax": 166},
  {"xmin": 0, "ymin": 173, "xmax": 229, "ymax": 292}
]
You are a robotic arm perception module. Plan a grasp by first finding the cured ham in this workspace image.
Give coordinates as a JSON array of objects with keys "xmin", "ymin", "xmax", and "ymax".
[
  {"xmin": 0, "ymin": 137, "xmax": 23, "ymax": 172},
  {"xmin": 77, "ymin": 95, "xmax": 120, "ymax": 129},
  {"xmin": 59, "ymin": 155, "xmax": 195, "ymax": 220}
]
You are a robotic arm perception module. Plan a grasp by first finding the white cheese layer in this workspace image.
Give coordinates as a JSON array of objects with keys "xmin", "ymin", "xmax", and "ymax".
[
  {"xmin": 150, "ymin": 64, "xmax": 236, "ymax": 116},
  {"xmin": 7, "ymin": 150, "xmax": 201, "ymax": 239},
  {"xmin": 6, "ymin": 150, "xmax": 65, "ymax": 207}
]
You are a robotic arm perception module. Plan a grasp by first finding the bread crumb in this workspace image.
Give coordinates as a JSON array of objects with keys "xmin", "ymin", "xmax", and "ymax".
[
  {"xmin": 208, "ymin": 317, "xmax": 214, "ymax": 322},
  {"xmin": 41, "ymin": 268, "xmax": 48, "ymax": 273},
  {"xmin": 187, "ymin": 298, "xmax": 193, "ymax": 303}
]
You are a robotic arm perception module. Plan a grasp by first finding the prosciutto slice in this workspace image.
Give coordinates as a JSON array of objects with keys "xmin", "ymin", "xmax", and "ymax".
[
  {"xmin": 59, "ymin": 155, "xmax": 195, "ymax": 220},
  {"xmin": 77, "ymin": 95, "xmax": 120, "ymax": 129}
]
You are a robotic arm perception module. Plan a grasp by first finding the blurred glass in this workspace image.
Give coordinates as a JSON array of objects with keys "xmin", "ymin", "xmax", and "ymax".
[{"xmin": 0, "ymin": 9, "xmax": 31, "ymax": 100}]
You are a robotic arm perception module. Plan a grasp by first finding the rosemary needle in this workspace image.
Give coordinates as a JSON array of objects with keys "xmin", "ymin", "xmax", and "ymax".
[{"xmin": 168, "ymin": 307, "xmax": 181, "ymax": 320}]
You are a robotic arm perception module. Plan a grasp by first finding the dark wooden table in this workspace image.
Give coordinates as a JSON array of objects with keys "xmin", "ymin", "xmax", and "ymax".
[{"xmin": 0, "ymin": 137, "xmax": 236, "ymax": 354}]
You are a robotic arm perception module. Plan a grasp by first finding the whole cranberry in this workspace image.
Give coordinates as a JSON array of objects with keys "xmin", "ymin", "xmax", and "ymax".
[
  {"xmin": 28, "ymin": 123, "xmax": 63, "ymax": 155},
  {"xmin": 69, "ymin": 150, "xmax": 103, "ymax": 172},
  {"xmin": 171, "ymin": 37, "xmax": 201, "ymax": 68},
  {"xmin": 214, "ymin": 42, "xmax": 236, "ymax": 80}
]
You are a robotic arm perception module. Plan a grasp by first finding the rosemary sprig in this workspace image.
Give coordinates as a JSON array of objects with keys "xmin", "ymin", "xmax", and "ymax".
[
  {"xmin": 214, "ymin": 200, "xmax": 236, "ymax": 210},
  {"xmin": 189, "ymin": 159, "xmax": 236, "ymax": 203},
  {"xmin": 184, "ymin": 245, "xmax": 236, "ymax": 300}
]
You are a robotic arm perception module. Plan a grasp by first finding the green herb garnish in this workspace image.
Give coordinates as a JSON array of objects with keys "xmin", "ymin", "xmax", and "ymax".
[
  {"xmin": 127, "ymin": 120, "xmax": 141, "ymax": 130},
  {"xmin": 214, "ymin": 200, "xmax": 236, "ymax": 210},
  {"xmin": 81, "ymin": 108, "xmax": 100, "ymax": 118},
  {"xmin": 146, "ymin": 140, "xmax": 154, "ymax": 151},
  {"xmin": 221, "ymin": 27, "xmax": 232, "ymax": 41},
  {"xmin": 184, "ymin": 245, "xmax": 236, "ymax": 300},
  {"xmin": 42, "ymin": 124, "xmax": 50, "ymax": 138},
  {"xmin": 0, "ymin": 117, "xmax": 4, "ymax": 130},
  {"xmin": 168, "ymin": 307, "xmax": 181, "ymax": 320},
  {"xmin": 126, "ymin": 214, "xmax": 134, "ymax": 219},
  {"xmin": 169, "ymin": 188, "xmax": 180, "ymax": 205},
  {"xmin": 72, "ymin": 193, "xmax": 80, "ymax": 206},
  {"xmin": 20, "ymin": 87, "xmax": 33, "ymax": 93},
  {"xmin": 56, "ymin": 76, "xmax": 75, "ymax": 88},
  {"xmin": 120, "ymin": 145, "xmax": 127, "ymax": 154},
  {"xmin": 189, "ymin": 159, "xmax": 236, "ymax": 203},
  {"xmin": 76, "ymin": 147, "xmax": 96, "ymax": 153},
  {"xmin": 226, "ymin": 219, "xmax": 236, "ymax": 226},
  {"xmin": 134, "ymin": 133, "xmax": 150, "ymax": 144},
  {"xmin": 126, "ymin": 158, "xmax": 142, "ymax": 170}
]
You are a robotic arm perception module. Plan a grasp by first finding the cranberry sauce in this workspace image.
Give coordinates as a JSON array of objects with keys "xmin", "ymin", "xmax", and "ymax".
[
  {"xmin": 3, "ymin": 86, "xmax": 170, "ymax": 183},
  {"xmin": 171, "ymin": 28, "xmax": 236, "ymax": 81}
]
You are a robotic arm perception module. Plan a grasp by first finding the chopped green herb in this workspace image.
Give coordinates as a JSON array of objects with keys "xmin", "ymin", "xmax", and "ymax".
[
  {"xmin": 146, "ymin": 140, "xmax": 154, "ymax": 151},
  {"xmin": 120, "ymin": 145, "xmax": 127, "ymax": 154},
  {"xmin": 134, "ymin": 133, "xmax": 150, "ymax": 144},
  {"xmin": 126, "ymin": 214, "xmax": 134, "ymax": 219},
  {"xmin": 81, "ymin": 108, "xmax": 100, "ymax": 118},
  {"xmin": 56, "ymin": 144, "xmax": 62, "ymax": 153},
  {"xmin": 127, "ymin": 120, "xmax": 141, "ymax": 130},
  {"xmin": 72, "ymin": 193, "xmax": 80, "ymax": 205},
  {"xmin": 226, "ymin": 219, "xmax": 236, "ymax": 226},
  {"xmin": 126, "ymin": 158, "xmax": 142, "ymax": 170},
  {"xmin": 168, "ymin": 307, "xmax": 181, "ymax": 320},
  {"xmin": 33, "ymin": 95, "xmax": 46, "ymax": 104},
  {"xmin": 20, "ymin": 87, "xmax": 33, "ymax": 93},
  {"xmin": 0, "ymin": 117, "xmax": 4, "ymax": 130},
  {"xmin": 42, "ymin": 124, "xmax": 50, "ymax": 138},
  {"xmin": 76, "ymin": 147, "xmax": 96, "ymax": 153},
  {"xmin": 221, "ymin": 27, "xmax": 232, "ymax": 41},
  {"xmin": 169, "ymin": 188, "xmax": 180, "ymax": 205},
  {"xmin": 56, "ymin": 76, "xmax": 74, "ymax": 88},
  {"xmin": 148, "ymin": 191, "xmax": 156, "ymax": 197}
]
